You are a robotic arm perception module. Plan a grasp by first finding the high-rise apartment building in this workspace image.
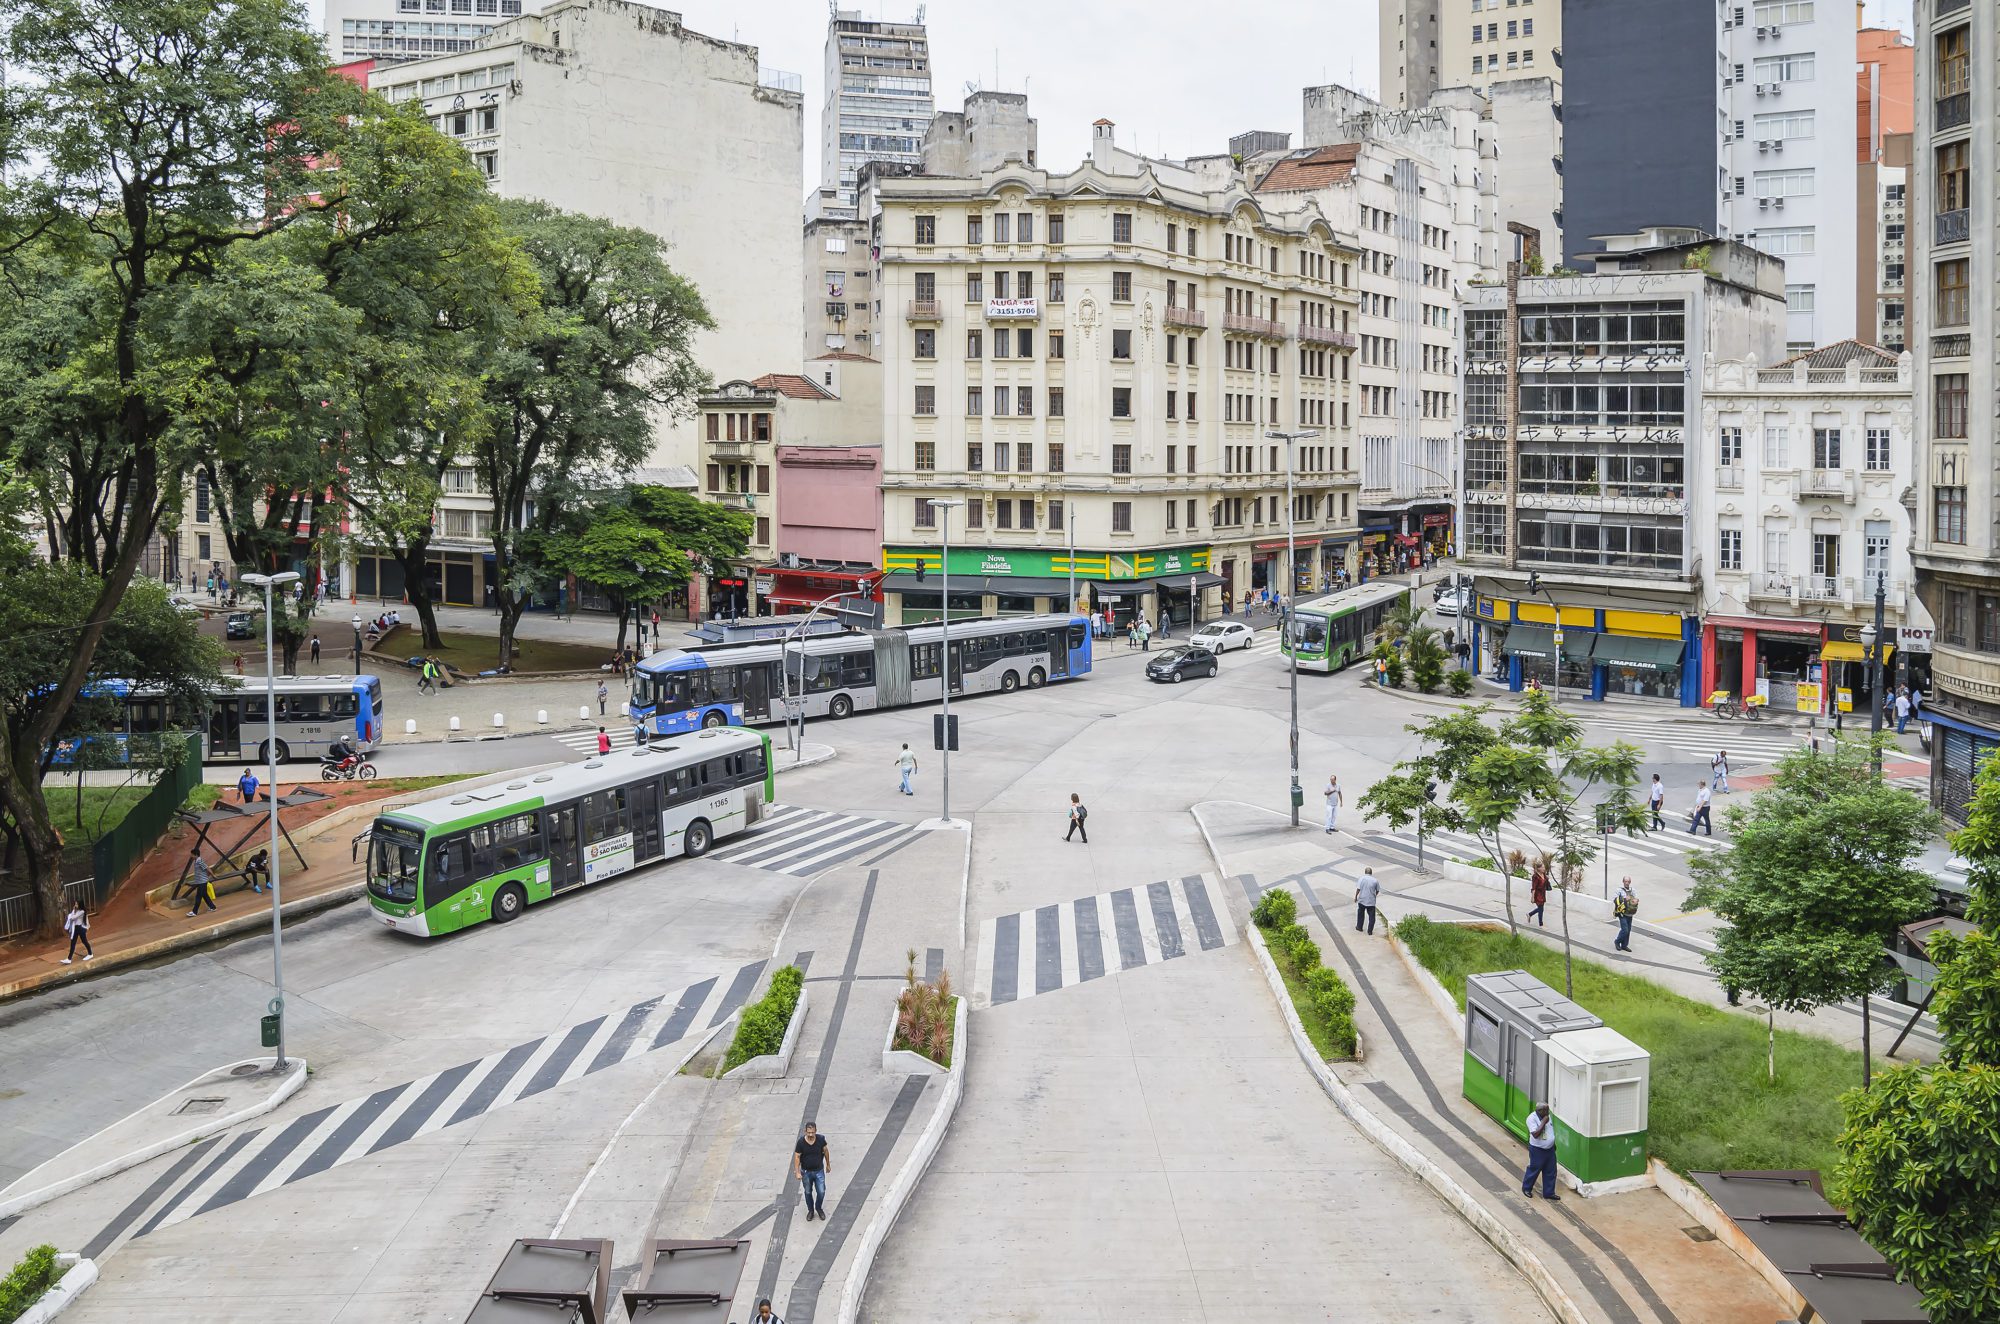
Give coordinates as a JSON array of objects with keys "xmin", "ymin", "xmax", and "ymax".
[
  {"xmin": 1910, "ymin": 0, "xmax": 1999, "ymax": 822},
  {"xmin": 1459, "ymin": 228, "xmax": 1786, "ymax": 706},
  {"xmin": 1437, "ymin": 0, "xmax": 1559, "ymax": 90},
  {"xmin": 1277, "ymin": 85, "xmax": 1502, "ymax": 568},
  {"xmin": 1380, "ymin": 0, "xmax": 1442, "ymax": 111},
  {"xmin": 866, "ymin": 119, "xmax": 1360, "ymax": 628},
  {"xmin": 324, "ymin": 0, "xmax": 526, "ymax": 66},
  {"xmin": 1857, "ymin": 25, "xmax": 1914, "ymax": 351},
  {"xmin": 1564, "ymin": 0, "xmax": 1857, "ymax": 348},
  {"xmin": 820, "ymin": 10, "xmax": 933, "ymax": 215}
]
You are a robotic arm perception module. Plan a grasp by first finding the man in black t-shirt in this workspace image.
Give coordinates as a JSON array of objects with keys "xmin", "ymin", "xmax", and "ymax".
[{"xmin": 793, "ymin": 1122, "xmax": 831, "ymax": 1221}]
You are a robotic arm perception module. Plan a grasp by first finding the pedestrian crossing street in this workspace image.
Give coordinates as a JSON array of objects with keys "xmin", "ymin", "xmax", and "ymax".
[
  {"xmin": 707, "ymin": 804, "xmax": 922, "ymax": 877},
  {"xmin": 974, "ymin": 873, "xmax": 1239, "ymax": 1009},
  {"xmin": 1366, "ymin": 817, "xmax": 1725, "ymax": 871},
  {"xmin": 1571, "ymin": 715, "xmax": 1807, "ymax": 766},
  {"xmin": 547, "ymin": 724, "xmax": 641, "ymax": 757},
  {"xmin": 123, "ymin": 960, "xmax": 768, "ymax": 1241}
]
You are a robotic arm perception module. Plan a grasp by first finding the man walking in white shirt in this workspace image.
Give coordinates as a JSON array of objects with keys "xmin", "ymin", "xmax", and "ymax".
[
  {"xmin": 1689, "ymin": 780, "xmax": 1714, "ymax": 836},
  {"xmin": 1323, "ymin": 775, "xmax": 1343, "ymax": 834},
  {"xmin": 1711, "ymin": 750, "xmax": 1730, "ymax": 794},
  {"xmin": 1647, "ymin": 774, "xmax": 1666, "ymax": 831}
]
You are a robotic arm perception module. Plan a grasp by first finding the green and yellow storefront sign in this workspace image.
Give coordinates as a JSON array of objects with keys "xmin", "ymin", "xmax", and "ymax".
[{"xmin": 882, "ymin": 545, "xmax": 1211, "ymax": 579}]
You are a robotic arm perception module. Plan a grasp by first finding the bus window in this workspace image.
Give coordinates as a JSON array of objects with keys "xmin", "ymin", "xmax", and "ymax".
[
  {"xmin": 129, "ymin": 699, "xmax": 165, "ymax": 734},
  {"xmin": 425, "ymin": 833, "xmax": 473, "ymax": 907},
  {"xmin": 368, "ymin": 823, "xmax": 423, "ymax": 903},
  {"xmin": 705, "ymin": 758, "xmax": 729, "ymax": 786},
  {"xmin": 707, "ymin": 668, "xmax": 740, "ymax": 702},
  {"xmin": 912, "ymin": 643, "xmax": 942, "ymax": 679},
  {"xmin": 243, "ymin": 697, "xmax": 268, "ymax": 722},
  {"xmin": 494, "ymin": 811, "xmax": 541, "ymax": 870},
  {"xmin": 1067, "ymin": 625, "xmax": 1086, "ymax": 650},
  {"xmin": 583, "ymin": 788, "xmax": 630, "ymax": 843},
  {"xmin": 330, "ymin": 694, "xmax": 358, "ymax": 718},
  {"xmin": 746, "ymin": 745, "xmax": 767, "ymax": 784}
]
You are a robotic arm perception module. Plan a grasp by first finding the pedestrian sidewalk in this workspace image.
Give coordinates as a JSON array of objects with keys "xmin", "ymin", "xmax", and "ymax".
[
  {"xmin": 557, "ymin": 823, "xmax": 968, "ymax": 1324},
  {"xmin": 0, "ymin": 768, "xmax": 551, "ymax": 1003},
  {"xmin": 1195, "ymin": 799, "xmax": 1799, "ymax": 1324}
]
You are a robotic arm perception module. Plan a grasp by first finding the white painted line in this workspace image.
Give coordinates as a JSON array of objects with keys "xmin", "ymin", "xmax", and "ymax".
[
  {"xmin": 242, "ymin": 1095, "xmax": 369, "ymax": 1203},
  {"xmin": 1058, "ymin": 902, "xmax": 1081, "ymax": 990},
  {"xmin": 973, "ymin": 914, "xmax": 997, "ymax": 1010},
  {"xmin": 1200, "ymin": 876, "xmax": 1240, "ymax": 945},
  {"xmin": 484, "ymin": 1034, "xmax": 570, "ymax": 1115}
]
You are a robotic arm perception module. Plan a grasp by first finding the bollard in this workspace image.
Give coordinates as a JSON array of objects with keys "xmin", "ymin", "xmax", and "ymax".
[
  {"xmin": 492, "ymin": 712, "xmax": 504, "ymax": 729},
  {"xmin": 578, "ymin": 705, "xmax": 590, "ymax": 721},
  {"xmin": 449, "ymin": 716, "xmax": 462, "ymax": 733},
  {"xmin": 537, "ymin": 709, "xmax": 549, "ymax": 725},
  {"xmin": 619, "ymin": 702, "xmax": 629, "ymax": 719},
  {"xmin": 404, "ymin": 718, "xmax": 417, "ymax": 735}
]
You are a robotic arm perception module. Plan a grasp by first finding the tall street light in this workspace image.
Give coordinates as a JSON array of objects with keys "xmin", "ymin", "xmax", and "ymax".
[
  {"xmin": 1865, "ymin": 569, "xmax": 1888, "ymax": 779},
  {"xmin": 930, "ymin": 499, "xmax": 965, "ymax": 824},
  {"xmin": 351, "ymin": 614, "xmax": 363, "ymax": 677},
  {"xmin": 1268, "ymin": 428, "xmax": 1319, "ymax": 828},
  {"xmin": 242, "ymin": 569, "xmax": 300, "ymax": 1070},
  {"xmin": 1526, "ymin": 570, "xmax": 1562, "ymax": 707}
]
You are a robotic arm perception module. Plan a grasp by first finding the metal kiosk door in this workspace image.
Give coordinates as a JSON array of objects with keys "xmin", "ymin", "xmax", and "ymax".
[
  {"xmin": 1502, "ymin": 1023, "xmax": 1543, "ymax": 1127},
  {"xmin": 546, "ymin": 805, "xmax": 582, "ymax": 890}
]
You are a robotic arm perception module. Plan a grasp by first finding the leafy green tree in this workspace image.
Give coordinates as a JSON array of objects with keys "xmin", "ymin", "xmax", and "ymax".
[
  {"xmin": 1407, "ymin": 625, "xmax": 1448, "ymax": 693},
  {"xmin": 476, "ymin": 200, "xmax": 714, "ymax": 670},
  {"xmin": 1684, "ymin": 735, "xmax": 1938, "ymax": 1082},
  {"xmin": 1837, "ymin": 757, "xmax": 2000, "ymax": 1323},
  {"xmin": 1380, "ymin": 595, "xmax": 1424, "ymax": 645},
  {"xmin": 0, "ymin": 0, "xmax": 365, "ymax": 934},
  {"xmin": 546, "ymin": 486, "xmax": 748, "ymax": 654},
  {"xmin": 1358, "ymin": 690, "xmax": 1648, "ymax": 991}
]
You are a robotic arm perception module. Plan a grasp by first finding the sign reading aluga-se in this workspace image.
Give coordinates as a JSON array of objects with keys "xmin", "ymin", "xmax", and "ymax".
[{"xmin": 985, "ymin": 297, "xmax": 1040, "ymax": 319}]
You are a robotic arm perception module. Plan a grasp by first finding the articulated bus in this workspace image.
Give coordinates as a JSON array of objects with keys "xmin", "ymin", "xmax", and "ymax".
[
  {"xmin": 630, "ymin": 614, "xmax": 1092, "ymax": 733},
  {"xmin": 51, "ymin": 675, "xmax": 385, "ymax": 766},
  {"xmin": 367, "ymin": 726, "xmax": 773, "ymax": 937},
  {"xmin": 1280, "ymin": 582, "xmax": 1410, "ymax": 673}
]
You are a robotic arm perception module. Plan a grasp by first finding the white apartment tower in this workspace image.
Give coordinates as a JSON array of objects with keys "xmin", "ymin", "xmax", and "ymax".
[
  {"xmin": 1717, "ymin": 0, "xmax": 1859, "ymax": 349},
  {"xmin": 324, "ymin": 0, "xmax": 526, "ymax": 67},
  {"xmin": 821, "ymin": 10, "xmax": 933, "ymax": 215}
]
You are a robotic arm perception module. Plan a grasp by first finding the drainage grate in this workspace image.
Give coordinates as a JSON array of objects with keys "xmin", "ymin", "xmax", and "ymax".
[
  {"xmin": 230, "ymin": 1063, "xmax": 262, "ymax": 1077},
  {"xmin": 174, "ymin": 1097, "xmax": 227, "ymax": 1116},
  {"xmin": 1681, "ymin": 1225, "xmax": 1717, "ymax": 1243}
]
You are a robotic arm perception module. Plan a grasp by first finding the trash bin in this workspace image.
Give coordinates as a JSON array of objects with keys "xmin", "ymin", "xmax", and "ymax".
[
  {"xmin": 1540, "ymin": 1026, "xmax": 1650, "ymax": 1181},
  {"xmin": 1462, "ymin": 970, "xmax": 1601, "ymax": 1142},
  {"xmin": 260, "ymin": 1012, "xmax": 281, "ymax": 1048}
]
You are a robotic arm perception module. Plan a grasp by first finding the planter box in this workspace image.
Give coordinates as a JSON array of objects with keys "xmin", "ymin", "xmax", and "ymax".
[
  {"xmin": 881, "ymin": 994, "xmax": 961, "ymax": 1076},
  {"xmin": 16, "ymin": 1254, "xmax": 97, "ymax": 1324},
  {"xmin": 721, "ymin": 986, "xmax": 809, "ymax": 1081}
]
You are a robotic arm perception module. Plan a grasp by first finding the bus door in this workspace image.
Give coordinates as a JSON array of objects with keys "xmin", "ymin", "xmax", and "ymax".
[
  {"xmin": 545, "ymin": 805, "xmax": 582, "ymax": 890},
  {"xmin": 740, "ymin": 664, "xmax": 772, "ymax": 722},
  {"xmin": 947, "ymin": 640, "xmax": 965, "ymax": 694},
  {"xmin": 208, "ymin": 698, "xmax": 242, "ymax": 759},
  {"xmin": 629, "ymin": 779, "xmax": 664, "ymax": 862}
]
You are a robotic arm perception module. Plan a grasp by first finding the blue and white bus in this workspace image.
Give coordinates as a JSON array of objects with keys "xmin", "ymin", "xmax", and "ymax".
[
  {"xmin": 52, "ymin": 675, "xmax": 386, "ymax": 766},
  {"xmin": 631, "ymin": 615, "xmax": 1092, "ymax": 732}
]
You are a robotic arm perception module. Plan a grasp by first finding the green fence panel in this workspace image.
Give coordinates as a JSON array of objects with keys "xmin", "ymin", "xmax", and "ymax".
[{"xmin": 90, "ymin": 737, "xmax": 201, "ymax": 905}]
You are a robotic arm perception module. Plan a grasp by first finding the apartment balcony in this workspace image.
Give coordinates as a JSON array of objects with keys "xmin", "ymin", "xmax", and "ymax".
[
  {"xmin": 1936, "ymin": 209, "xmax": 1969, "ymax": 246},
  {"xmin": 905, "ymin": 299, "xmax": 941, "ymax": 321},
  {"xmin": 707, "ymin": 491, "xmax": 760, "ymax": 511},
  {"xmin": 1164, "ymin": 306, "xmax": 1208, "ymax": 330},
  {"xmin": 1716, "ymin": 466, "xmax": 1743, "ymax": 491},
  {"xmin": 1297, "ymin": 323, "xmax": 1357, "ymax": 349},
  {"xmin": 1936, "ymin": 92, "xmax": 1971, "ymax": 132},
  {"xmin": 1793, "ymin": 468, "xmax": 1856, "ymax": 503},
  {"xmin": 1222, "ymin": 312, "xmax": 1288, "ymax": 340},
  {"xmin": 706, "ymin": 439, "xmax": 759, "ymax": 459}
]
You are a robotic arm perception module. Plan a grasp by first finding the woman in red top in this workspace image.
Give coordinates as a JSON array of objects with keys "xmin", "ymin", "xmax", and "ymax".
[
  {"xmin": 1527, "ymin": 863, "xmax": 1550, "ymax": 927},
  {"xmin": 595, "ymin": 726, "xmax": 611, "ymax": 756}
]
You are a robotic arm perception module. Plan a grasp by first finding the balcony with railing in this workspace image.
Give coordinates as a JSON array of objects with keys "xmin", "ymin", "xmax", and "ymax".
[
  {"xmin": 1936, "ymin": 93, "xmax": 1971, "ymax": 131},
  {"xmin": 1164, "ymin": 306, "xmax": 1207, "ymax": 330},
  {"xmin": 1794, "ymin": 469, "xmax": 1857, "ymax": 503},
  {"xmin": 1297, "ymin": 323, "xmax": 1357, "ymax": 348},
  {"xmin": 1222, "ymin": 312, "xmax": 1287, "ymax": 340},
  {"xmin": 1717, "ymin": 466, "xmax": 1743, "ymax": 491},
  {"xmin": 1936, "ymin": 209, "xmax": 1969, "ymax": 245},
  {"xmin": 905, "ymin": 299, "xmax": 940, "ymax": 320}
]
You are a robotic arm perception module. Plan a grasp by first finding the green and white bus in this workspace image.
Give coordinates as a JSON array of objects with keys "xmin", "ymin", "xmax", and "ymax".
[
  {"xmin": 365, "ymin": 727, "xmax": 775, "ymax": 938},
  {"xmin": 1280, "ymin": 581, "xmax": 1410, "ymax": 672}
]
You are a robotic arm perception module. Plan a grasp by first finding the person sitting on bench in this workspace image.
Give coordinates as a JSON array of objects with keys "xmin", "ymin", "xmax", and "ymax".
[{"xmin": 243, "ymin": 849, "xmax": 270, "ymax": 895}]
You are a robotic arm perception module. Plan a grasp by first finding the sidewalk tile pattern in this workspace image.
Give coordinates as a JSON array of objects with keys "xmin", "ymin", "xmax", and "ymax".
[{"xmin": 973, "ymin": 873, "xmax": 1238, "ymax": 1009}]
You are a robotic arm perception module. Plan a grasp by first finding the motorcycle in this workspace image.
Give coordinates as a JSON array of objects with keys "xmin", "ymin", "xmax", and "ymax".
[{"xmin": 319, "ymin": 751, "xmax": 379, "ymax": 782}]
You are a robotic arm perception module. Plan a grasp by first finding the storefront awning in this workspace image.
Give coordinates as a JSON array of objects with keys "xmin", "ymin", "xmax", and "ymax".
[
  {"xmin": 1255, "ymin": 538, "xmax": 1322, "ymax": 553},
  {"xmin": 1589, "ymin": 634, "xmax": 1686, "ymax": 670},
  {"xmin": 1819, "ymin": 640, "xmax": 1895, "ymax": 665},
  {"xmin": 881, "ymin": 573, "xmax": 1076, "ymax": 597},
  {"xmin": 1498, "ymin": 624, "xmax": 1592, "ymax": 662}
]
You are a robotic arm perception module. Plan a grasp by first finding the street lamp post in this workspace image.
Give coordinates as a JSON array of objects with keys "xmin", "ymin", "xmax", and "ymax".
[
  {"xmin": 1865, "ymin": 568, "xmax": 1887, "ymax": 778},
  {"xmin": 1066, "ymin": 500, "xmax": 1077, "ymax": 619},
  {"xmin": 780, "ymin": 590, "xmax": 865, "ymax": 762},
  {"xmin": 930, "ymin": 499, "xmax": 965, "ymax": 825},
  {"xmin": 351, "ymin": 615, "xmax": 363, "ymax": 677},
  {"xmin": 243, "ymin": 570, "xmax": 301, "ymax": 1070},
  {"xmin": 1526, "ymin": 571, "xmax": 1562, "ymax": 707},
  {"xmin": 1268, "ymin": 429, "xmax": 1320, "ymax": 828}
]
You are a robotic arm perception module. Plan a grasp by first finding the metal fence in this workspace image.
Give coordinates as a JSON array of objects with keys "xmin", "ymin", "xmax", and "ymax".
[
  {"xmin": 0, "ymin": 877, "xmax": 98, "ymax": 940},
  {"xmin": 90, "ymin": 738, "xmax": 203, "ymax": 907}
]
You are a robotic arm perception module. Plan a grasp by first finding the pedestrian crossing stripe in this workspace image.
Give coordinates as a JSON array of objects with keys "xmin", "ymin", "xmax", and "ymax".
[
  {"xmin": 1571, "ymin": 717, "xmax": 1806, "ymax": 764},
  {"xmin": 707, "ymin": 804, "xmax": 921, "ymax": 877},
  {"xmin": 974, "ymin": 873, "xmax": 1239, "ymax": 1009},
  {"xmin": 1366, "ymin": 819, "xmax": 1722, "ymax": 869},
  {"xmin": 126, "ymin": 960, "xmax": 768, "ymax": 1238},
  {"xmin": 548, "ymin": 725, "xmax": 641, "ymax": 756}
]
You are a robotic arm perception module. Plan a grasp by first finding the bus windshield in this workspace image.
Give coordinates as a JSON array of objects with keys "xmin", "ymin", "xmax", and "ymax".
[
  {"xmin": 368, "ymin": 822, "xmax": 424, "ymax": 903},
  {"xmin": 1290, "ymin": 617, "xmax": 1327, "ymax": 649}
]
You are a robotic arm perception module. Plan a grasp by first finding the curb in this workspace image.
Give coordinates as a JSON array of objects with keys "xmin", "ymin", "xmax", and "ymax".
[
  {"xmin": 774, "ymin": 745, "xmax": 839, "ymax": 773},
  {"xmin": 720, "ymin": 987, "xmax": 810, "ymax": 1081},
  {"xmin": 16, "ymin": 1254, "xmax": 96, "ymax": 1324},
  {"xmin": 837, "ymin": 990, "xmax": 968, "ymax": 1324},
  {"xmin": 0, "ymin": 1057, "xmax": 306, "ymax": 1220},
  {"xmin": 879, "ymin": 995, "xmax": 956, "ymax": 1077},
  {"xmin": 1242, "ymin": 923, "xmax": 1591, "ymax": 1324}
]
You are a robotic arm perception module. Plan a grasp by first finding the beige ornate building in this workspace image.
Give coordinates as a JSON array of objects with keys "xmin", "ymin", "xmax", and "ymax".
[{"xmin": 864, "ymin": 118, "xmax": 1361, "ymax": 628}]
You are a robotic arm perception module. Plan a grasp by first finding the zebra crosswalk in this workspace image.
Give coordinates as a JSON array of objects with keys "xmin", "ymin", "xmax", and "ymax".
[
  {"xmin": 707, "ymin": 804, "xmax": 921, "ymax": 876},
  {"xmin": 1366, "ymin": 818, "xmax": 1725, "ymax": 871},
  {"xmin": 120, "ymin": 960, "xmax": 768, "ymax": 1241},
  {"xmin": 547, "ymin": 725, "xmax": 641, "ymax": 757},
  {"xmin": 1572, "ymin": 715, "xmax": 1806, "ymax": 765},
  {"xmin": 974, "ymin": 873, "xmax": 1239, "ymax": 1009}
]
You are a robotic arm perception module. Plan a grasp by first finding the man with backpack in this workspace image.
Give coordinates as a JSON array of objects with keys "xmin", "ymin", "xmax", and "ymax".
[
  {"xmin": 1612, "ymin": 878, "xmax": 1638, "ymax": 952},
  {"xmin": 1065, "ymin": 793, "xmax": 1088, "ymax": 843}
]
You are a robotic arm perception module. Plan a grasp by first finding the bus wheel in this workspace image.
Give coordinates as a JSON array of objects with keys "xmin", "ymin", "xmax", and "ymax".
[
  {"xmin": 683, "ymin": 819, "xmax": 713, "ymax": 858},
  {"xmin": 1000, "ymin": 670, "xmax": 1020, "ymax": 693},
  {"xmin": 1027, "ymin": 667, "xmax": 1046, "ymax": 688},
  {"xmin": 828, "ymin": 694, "xmax": 853, "ymax": 719},
  {"xmin": 261, "ymin": 740, "xmax": 290, "ymax": 764},
  {"xmin": 702, "ymin": 709, "xmax": 728, "ymax": 729},
  {"xmin": 492, "ymin": 882, "xmax": 526, "ymax": 923}
]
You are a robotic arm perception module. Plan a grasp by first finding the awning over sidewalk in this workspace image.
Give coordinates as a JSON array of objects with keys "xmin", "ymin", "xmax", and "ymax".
[
  {"xmin": 1498, "ymin": 624, "xmax": 1592, "ymax": 662},
  {"xmin": 1819, "ymin": 639, "xmax": 1895, "ymax": 665},
  {"xmin": 1588, "ymin": 635, "xmax": 1686, "ymax": 670}
]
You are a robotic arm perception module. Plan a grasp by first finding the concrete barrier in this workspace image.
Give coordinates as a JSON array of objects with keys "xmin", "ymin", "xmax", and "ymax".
[
  {"xmin": 15, "ymin": 1254, "xmax": 97, "ymax": 1324},
  {"xmin": 403, "ymin": 718, "xmax": 416, "ymax": 735},
  {"xmin": 720, "ymin": 987, "xmax": 810, "ymax": 1081},
  {"xmin": 448, "ymin": 716, "xmax": 461, "ymax": 733},
  {"xmin": 491, "ymin": 712, "xmax": 503, "ymax": 729},
  {"xmin": 578, "ymin": 705, "xmax": 589, "ymax": 721},
  {"xmin": 537, "ymin": 710, "xmax": 548, "ymax": 725}
]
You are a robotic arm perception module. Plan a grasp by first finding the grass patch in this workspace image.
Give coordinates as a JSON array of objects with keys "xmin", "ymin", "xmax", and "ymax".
[
  {"xmin": 1394, "ymin": 914, "xmax": 1860, "ymax": 1187},
  {"xmin": 378, "ymin": 629, "xmax": 614, "ymax": 676},
  {"xmin": 48, "ymin": 782, "xmax": 220, "ymax": 850},
  {"xmin": 1251, "ymin": 889, "xmax": 1359, "ymax": 1059},
  {"xmin": 719, "ymin": 965, "xmax": 804, "ymax": 1074},
  {"xmin": 369, "ymin": 775, "xmax": 474, "ymax": 793}
]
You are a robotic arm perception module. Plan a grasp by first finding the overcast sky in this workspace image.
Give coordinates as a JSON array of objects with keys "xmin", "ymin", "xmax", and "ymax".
[{"xmin": 307, "ymin": 0, "xmax": 1917, "ymax": 195}]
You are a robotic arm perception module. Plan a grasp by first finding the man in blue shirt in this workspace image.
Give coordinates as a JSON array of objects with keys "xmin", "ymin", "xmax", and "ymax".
[{"xmin": 1521, "ymin": 1102, "xmax": 1560, "ymax": 1200}]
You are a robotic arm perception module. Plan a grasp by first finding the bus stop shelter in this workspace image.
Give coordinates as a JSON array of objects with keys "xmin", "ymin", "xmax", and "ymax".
[
  {"xmin": 170, "ymin": 787, "xmax": 331, "ymax": 897},
  {"xmin": 1691, "ymin": 1170, "xmax": 1928, "ymax": 1324},
  {"xmin": 463, "ymin": 1237, "xmax": 611, "ymax": 1323},
  {"xmin": 621, "ymin": 1238, "xmax": 751, "ymax": 1322}
]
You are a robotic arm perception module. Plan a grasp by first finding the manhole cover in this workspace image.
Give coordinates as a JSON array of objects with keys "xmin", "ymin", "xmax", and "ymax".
[
  {"xmin": 1681, "ymin": 1225, "xmax": 1717, "ymax": 1243},
  {"xmin": 1099, "ymin": 712, "xmax": 1118, "ymax": 718},
  {"xmin": 230, "ymin": 1063, "xmax": 262, "ymax": 1077},
  {"xmin": 174, "ymin": 1097, "xmax": 227, "ymax": 1116}
]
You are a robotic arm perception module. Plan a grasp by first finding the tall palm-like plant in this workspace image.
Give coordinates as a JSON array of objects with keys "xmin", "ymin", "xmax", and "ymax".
[{"xmin": 1381, "ymin": 596, "xmax": 1426, "ymax": 645}]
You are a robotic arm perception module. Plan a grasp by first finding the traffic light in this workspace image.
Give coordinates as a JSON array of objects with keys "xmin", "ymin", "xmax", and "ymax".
[
  {"xmin": 1424, "ymin": 780, "xmax": 1438, "ymax": 802},
  {"xmin": 1526, "ymin": 572, "xmax": 1542, "ymax": 595},
  {"xmin": 933, "ymin": 713, "xmax": 958, "ymax": 751}
]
